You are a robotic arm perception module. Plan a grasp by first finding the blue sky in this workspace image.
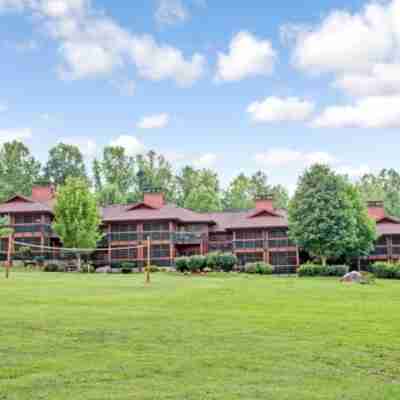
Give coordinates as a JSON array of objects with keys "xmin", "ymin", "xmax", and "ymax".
[{"xmin": 1, "ymin": 0, "xmax": 400, "ymax": 192}]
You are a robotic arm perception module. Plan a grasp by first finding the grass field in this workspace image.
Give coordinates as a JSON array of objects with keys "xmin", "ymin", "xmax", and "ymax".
[{"xmin": 1, "ymin": 271, "xmax": 400, "ymax": 400}]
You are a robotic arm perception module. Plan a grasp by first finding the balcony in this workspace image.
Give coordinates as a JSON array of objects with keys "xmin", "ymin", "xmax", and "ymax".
[
  {"xmin": 172, "ymin": 232, "xmax": 203, "ymax": 245},
  {"xmin": 12, "ymin": 224, "xmax": 53, "ymax": 235}
]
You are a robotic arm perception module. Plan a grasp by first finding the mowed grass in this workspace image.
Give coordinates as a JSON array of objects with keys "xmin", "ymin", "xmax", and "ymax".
[{"xmin": 1, "ymin": 271, "xmax": 400, "ymax": 400}]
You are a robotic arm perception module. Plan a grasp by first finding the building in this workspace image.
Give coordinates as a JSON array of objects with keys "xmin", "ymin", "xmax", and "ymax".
[
  {"xmin": 364, "ymin": 201, "xmax": 400, "ymax": 264},
  {"xmin": 2, "ymin": 187, "xmax": 398, "ymax": 270},
  {"xmin": 0, "ymin": 186, "xmax": 299, "ymax": 271}
]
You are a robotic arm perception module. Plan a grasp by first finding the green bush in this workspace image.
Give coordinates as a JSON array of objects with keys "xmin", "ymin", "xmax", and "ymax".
[
  {"xmin": 175, "ymin": 257, "xmax": 190, "ymax": 272},
  {"xmin": 121, "ymin": 262, "xmax": 136, "ymax": 274},
  {"xmin": 370, "ymin": 262, "xmax": 400, "ymax": 279},
  {"xmin": 206, "ymin": 252, "xmax": 221, "ymax": 270},
  {"xmin": 218, "ymin": 253, "xmax": 237, "ymax": 272},
  {"xmin": 149, "ymin": 265, "xmax": 160, "ymax": 273},
  {"xmin": 110, "ymin": 262, "xmax": 122, "ymax": 269},
  {"xmin": 80, "ymin": 264, "xmax": 95, "ymax": 273},
  {"xmin": 298, "ymin": 263, "xmax": 349, "ymax": 277},
  {"xmin": 43, "ymin": 263, "xmax": 59, "ymax": 272},
  {"xmin": 188, "ymin": 255, "xmax": 207, "ymax": 272},
  {"xmin": 245, "ymin": 262, "xmax": 273, "ymax": 275}
]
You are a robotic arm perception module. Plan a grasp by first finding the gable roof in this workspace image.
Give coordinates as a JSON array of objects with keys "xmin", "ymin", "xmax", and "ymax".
[
  {"xmin": 101, "ymin": 203, "xmax": 215, "ymax": 224},
  {"xmin": 205, "ymin": 209, "xmax": 288, "ymax": 232},
  {"xmin": 0, "ymin": 194, "xmax": 53, "ymax": 214}
]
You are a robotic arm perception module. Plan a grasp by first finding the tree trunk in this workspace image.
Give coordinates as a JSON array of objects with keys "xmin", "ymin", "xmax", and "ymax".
[{"xmin": 321, "ymin": 256, "xmax": 327, "ymax": 266}]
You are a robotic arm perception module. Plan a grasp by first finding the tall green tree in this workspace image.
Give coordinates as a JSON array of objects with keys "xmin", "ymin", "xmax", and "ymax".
[
  {"xmin": 357, "ymin": 169, "xmax": 400, "ymax": 218},
  {"xmin": 0, "ymin": 141, "xmax": 41, "ymax": 201},
  {"xmin": 289, "ymin": 164, "xmax": 374, "ymax": 266},
  {"xmin": 95, "ymin": 183, "xmax": 126, "ymax": 206},
  {"xmin": 52, "ymin": 177, "xmax": 102, "ymax": 270},
  {"xmin": 223, "ymin": 171, "xmax": 289, "ymax": 210},
  {"xmin": 176, "ymin": 166, "xmax": 221, "ymax": 211},
  {"xmin": 93, "ymin": 146, "xmax": 136, "ymax": 195},
  {"xmin": 44, "ymin": 143, "xmax": 88, "ymax": 187},
  {"xmin": 135, "ymin": 151, "xmax": 177, "ymax": 202}
]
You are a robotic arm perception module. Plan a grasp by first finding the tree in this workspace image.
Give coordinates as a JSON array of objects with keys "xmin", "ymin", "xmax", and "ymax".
[
  {"xmin": 135, "ymin": 151, "xmax": 177, "ymax": 202},
  {"xmin": 0, "ymin": 141, "xmax": 41, "ymax": 201},
  {"xmin": 184, "ymin": 184, "xmax": 222, "ymax": 212},
  {"xmin": 52, "ymin": 177, "xmax": 102, "ymax": 270},
  {"xmin": 93, "ymin": 146, "xmax": 136, "ymax": 195},
  {"xmin": 357, "ymin": 169, "xmax": 400, "ymax": 218},
  {"xmin": 44, "ymin": 143, "xmax": 88, "ymax": 187},
  {"xmin": 223, "ymin": 171, "xmax": 289, "ymax": 210},
  {"xmin": 177, "ymin": 166, "xmax": 221, "ymax": 211},
  {"xmin": 344, "ymin": 184, "xmax": 377, "ymax": 266},
  {"xmin": 96, "ymin": 184, "xmax": 126, "ymax": 206},
  {"xmin": 289, "ymin": 164, "xmax": 374, "ymax": 266}
]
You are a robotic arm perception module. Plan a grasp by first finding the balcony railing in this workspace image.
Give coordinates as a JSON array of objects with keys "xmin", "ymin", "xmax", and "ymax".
[
  {"xmin": 172, "ymin": 232, "xmax": 203, "ymax": 244},
  {"xmin": 12, "ymin": 224, "xmax": 53, "ymax": 234},
  {"xmin": 106, "ymin": 231, "xmax": 204, "ymax": 244}
]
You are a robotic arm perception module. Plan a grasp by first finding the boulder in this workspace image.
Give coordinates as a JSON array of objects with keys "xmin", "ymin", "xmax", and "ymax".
[
  {"xmin": 340, "ymin": 271, "xmax": 362, "ymax": 283},
  {"xmin": 95, "ymin": 266, "xmax": 111, "ymax": 273}
]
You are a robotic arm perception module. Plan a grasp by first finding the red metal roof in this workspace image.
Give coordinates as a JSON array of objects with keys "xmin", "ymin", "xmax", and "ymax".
[{"xmin": 0, "ymin": 195, "xmax": 53, "ymax": 214}]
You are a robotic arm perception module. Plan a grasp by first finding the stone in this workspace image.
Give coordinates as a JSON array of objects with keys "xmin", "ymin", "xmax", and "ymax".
[
  {"xmin": 95, "ymin": 266, "xmax": 111, "ymax": 273},
  {"xmin": 340, "ymin": 271, "xmax": 362, "ymax": 283}
]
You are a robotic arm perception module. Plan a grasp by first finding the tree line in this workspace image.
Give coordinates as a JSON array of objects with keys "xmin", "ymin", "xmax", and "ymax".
[
  {"xmin": 0, "ymin": 140, "xmax": 399, "ymax": 218},
  {"xmin": 0, "ymin": 140, "xmax": 288, "ymax": 211}
]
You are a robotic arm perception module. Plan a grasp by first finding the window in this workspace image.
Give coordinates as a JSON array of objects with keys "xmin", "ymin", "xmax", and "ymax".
[
  {"xmin": 235, "ymin": 230, "xmax": 263, "ymax": 240},
  {"xmin": 143, "ymin": 222, "xmax": 169, "ymax": 232},
  {"xmin": 237, "ymin": 253, "xmax": 263, "ymax": 265},
  {"xmin": 270, "ymin": 251, "xmax": 297, "ymax": 267},
  {"xmin": 234, "ymin": 240, "xmax": 264, "ymax": 249},
  {"xmin": 111, "ymin": 247, "xmax": 137, "ymax": 260},
  {"xmin": 15, "ymin": 214, "xmax": 42, "ymax": 224},
  {"xmin": 269, "ymin": 229, "xmax": 288, "ymax": 238}
]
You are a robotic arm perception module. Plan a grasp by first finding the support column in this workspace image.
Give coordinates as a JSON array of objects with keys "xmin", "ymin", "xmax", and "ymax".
[
  {"xmin": 169, "ymin": 222, "xmax": 175, "ymax": 265},
  {"xmin": 107, "ymin": 224, "xmax": 112, "ymax": 265},
  {"xmin": 138, "ymin": 223, "xmax": 144, "ymax": 265}
]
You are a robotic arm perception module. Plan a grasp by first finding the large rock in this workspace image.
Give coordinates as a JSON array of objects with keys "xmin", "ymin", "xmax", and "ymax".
[
  {"xmin": 341, "ymin": 271, "xmax": 362, "ymax": 283},
  {"xmin": 96, "ymin": 266, "xmax": 111, "ymax": 273}
]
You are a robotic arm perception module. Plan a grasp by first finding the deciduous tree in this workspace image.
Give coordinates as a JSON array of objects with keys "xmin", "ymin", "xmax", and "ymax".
[
  {"xmin": 52, "ymin": 177, "xmax": 102, "ymax": 270},
  {"xmin": 44, "ymin": 143, "xmax": 87, "ymax": 186}
]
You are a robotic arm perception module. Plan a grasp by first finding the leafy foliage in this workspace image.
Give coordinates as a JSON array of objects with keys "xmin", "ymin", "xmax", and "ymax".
[
  {"xmin": 52, "ymin": 177, "xmax": 102, "ymax": 250},
  {"xmin": 289, "ymin": 164, "xmax": 376, "ymax": 265},
  {"xmin": 44, "ymin": 143, "xmax": 88, "ymax": 187},
  {"xmin": 370, "ymin": 262, "xmax": 400, "ymax": 279},
  {"xmin": 245, "ymin": 262, "xmax": 273, "ymax": 274},
  {"xmin": 0, "ymin": 141, "xmax": 41, "ymax": 201},
  {"xmin": 298, "ymin": 263, "xmax": 349, "ymax": 277}
]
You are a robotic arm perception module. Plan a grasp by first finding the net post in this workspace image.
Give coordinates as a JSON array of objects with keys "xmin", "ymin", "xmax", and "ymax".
[{"xmin": 145, "ymin": 236, "xmax": 151, "ymax": 284}]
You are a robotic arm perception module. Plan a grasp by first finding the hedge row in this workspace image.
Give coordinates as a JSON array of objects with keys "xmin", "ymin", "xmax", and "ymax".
[
  {"xmin": 369, "ymin": 262, "xmax": 400, "ymax": 279},
  {"xmin": 175, "ymin": 253, "xmax": 237, "ymax": 272},
  {"xmin": 242, "ymin": 262, "xmax": 273, "ymax": 275},
  {"xmin": 298, "ymin": 263, "xmax": 349, "ymax": 277}
]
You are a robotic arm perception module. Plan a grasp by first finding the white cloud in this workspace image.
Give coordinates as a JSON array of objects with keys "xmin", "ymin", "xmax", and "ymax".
[
  {"xmin": 0, "ymin": 128, "xmax": 32, "ymax": 144},
  {"xmin": 216, "ymin": 31, "xmax": 276, "ymax": 82},
  {"xmin": 1, "ymin": 0, "xmax": 205, "ymax": 86},
  {"xmin": 110, "ymin": 135, "xmax": 145, "ymax": 156},
  {"xmin": 155, "ymin": 0, "xmax": 188, "ymax": 25},
  {"xmin": 334, "ymin": 63, "xmax": 400, "ymax": 96},
  {"xmin": 193, "ymin": 152, "xmax": 217, "ymax": 168},
  {"xmin": 60, "ymin": 137, "xmax": 97, "ymax": 158},
  {"xmin": 247, "ymin": 96, "xmax": 315, "ymax": 123},
  {"xmin": 255, "ymin": 148, "xmax": 335, "ymax": 167},
  {"xmin": 291, "ymin": 3, "xmax": 393, "ymax": 74},
  {"xmin": 137, "ymin": 113, "xmax": 170, "ymax": 129},
  {"xmin": 312, "ymin": 96, "xmax": 400, "ymax": 128}
]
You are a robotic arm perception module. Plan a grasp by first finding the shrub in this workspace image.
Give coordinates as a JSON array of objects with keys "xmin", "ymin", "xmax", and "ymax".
[
  {"xmin": 370, "ymin": 262, "xmax": 400, "ymax": 279},
  {"xmin": 175, "ymin": 257, "xmax": 189, "ymax": 272},
  {"xmin": 218, "ymin": 253, "xmax": 237, "ymax": 272},
  {"xmin": 149, "ymin": 265, "xmax": 160, "ymax": 273},
  {"xmin": 121, "ymin": 262, "xmax": 136, "ymax": 274},
  {"xmin": 110, "ymin": 262, "xmax": 122, "ymax": 269},
  {"xmin": 298, "ymin": 263, "xmax": 349, "ymax": 277},
  {"xmin": 188, "ymin": 255, "xmax": 207, "ymax": 272},
  {"xmin": 206, "ymin": 252, "xmax": 221, "ymax": 270},
  {"xmin": 80, "ymin": 264, "xmax": 95, "ymax": 273},
  {"xmin": 43, "ymin": 263, "xmax": 59, "ymax": 272},
  {"xmin": 360, "ymin": 271, "xmax": 376, "ymax": 285},
  {"xmin": 245, "ymin": 262, "xmax": 273, "ymax": 275}
]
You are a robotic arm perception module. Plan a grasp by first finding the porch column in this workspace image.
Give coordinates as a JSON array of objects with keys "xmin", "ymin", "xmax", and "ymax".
[
  {"xmin": 138, "ymin": 223, "xmax": 144, "ymax": 265},
  {"xmin": 169, "ymin": 222, "xmax": 175, "ymax": 264},
  {"xmin": 107, "ymin": 224, "xmax": 112, "ymax": 264}
]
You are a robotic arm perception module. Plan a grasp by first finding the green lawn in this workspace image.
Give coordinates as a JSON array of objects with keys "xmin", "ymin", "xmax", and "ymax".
[{"xmin": 1, "ymin": 271, "xmax": 400, "ymax": 400}]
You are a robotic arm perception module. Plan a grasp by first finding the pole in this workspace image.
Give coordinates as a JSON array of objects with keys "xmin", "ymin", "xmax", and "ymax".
[
  {"xmin": 145, "ymin": 236, "xmax": 151, "ymax": 284},
  {"xmin": 5, "ymin": 234, "xmax": 12, "ymax": 279}
]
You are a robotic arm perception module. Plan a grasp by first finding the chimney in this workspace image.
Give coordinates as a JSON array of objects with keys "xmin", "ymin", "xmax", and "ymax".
[
  {"xmin": 31, "ymin": 185, "xmax": 55, "ymax": 202},
  {"xmin": 143, "ymin": 192, "xmax": 165, "ymax": 209},
  {"xmin": 367, "ymin": 200, "xmax": 385, "ymax": 220},
  {"xmin": 255, "ymin": 196, "xmax": 274, "ymax": 211}
]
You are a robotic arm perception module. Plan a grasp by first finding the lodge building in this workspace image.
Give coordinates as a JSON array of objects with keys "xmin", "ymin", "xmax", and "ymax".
[{"xmin": 0, "ymin": 186, "xmax": 400, "ymax": 270}]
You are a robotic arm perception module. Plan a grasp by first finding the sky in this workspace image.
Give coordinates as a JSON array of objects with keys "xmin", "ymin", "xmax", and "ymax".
[{"xmin": 1, "ymin": 0, "xmax": 400, "ymax": 193}]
